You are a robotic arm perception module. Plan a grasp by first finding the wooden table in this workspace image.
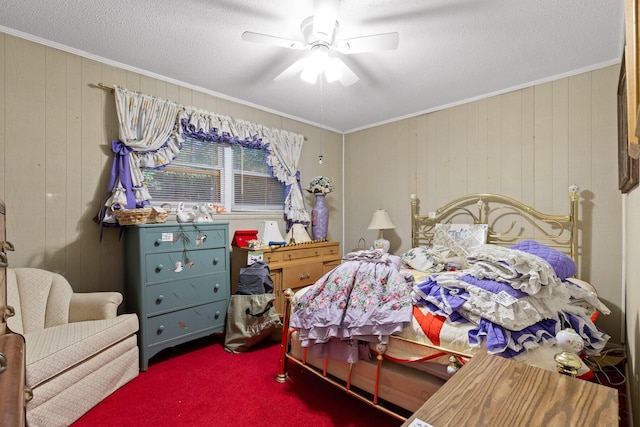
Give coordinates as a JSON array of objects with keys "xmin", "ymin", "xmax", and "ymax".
[{"xmin": 401, "ymin": 352, "xmax": 618, "ymax": 427}]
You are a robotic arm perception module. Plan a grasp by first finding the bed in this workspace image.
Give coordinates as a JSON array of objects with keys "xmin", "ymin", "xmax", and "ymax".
[{"xmin": 276, "ymin": 187, "xmax": 611, "ymax": 420}]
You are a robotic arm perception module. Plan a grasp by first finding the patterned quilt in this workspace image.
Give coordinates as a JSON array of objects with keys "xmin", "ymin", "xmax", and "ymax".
[{"xmin": 290, "ymin": 250, "xmax": 414, "ymax": 362}]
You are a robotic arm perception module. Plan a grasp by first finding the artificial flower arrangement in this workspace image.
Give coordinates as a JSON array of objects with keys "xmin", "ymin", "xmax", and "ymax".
[{"xmin": 307, "ymin": 176, "xmax": 334, "ymax": 195}]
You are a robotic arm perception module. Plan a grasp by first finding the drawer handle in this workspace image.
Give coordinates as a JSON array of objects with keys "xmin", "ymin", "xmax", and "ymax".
[
  {"xmin": 299, "ymin": 273, "xmax": 310, "ymax": 280},
  {"xmin": 156, "ymin": 295, "xmax": 164, "ymax": 304},
  {"xmin": 155, "ymin": 264, "xmax": 163, "ymax": 272},
  {"xmin": 213, "ymin": 284, "xmax": 220, "ymax": 292},
  {"xmin": 154, "ymin": 239, "xmax": 162, "ymax": 247},
  {"xmin": 156, "ymin": 325, "xmax": 165, "ymax": 334},
  {"xmin": 213, "ymin": 257, "xmax": 219, "ymax": 265},
  {"xmin": 214, "ymin": 311, "xmax": 221, "ymax": 320}
]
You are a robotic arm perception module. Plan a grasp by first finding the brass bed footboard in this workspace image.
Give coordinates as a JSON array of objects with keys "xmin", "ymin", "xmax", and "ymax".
[{"xmin": 276, "ymin": 288, "xmax": 445, "ymax": 421}]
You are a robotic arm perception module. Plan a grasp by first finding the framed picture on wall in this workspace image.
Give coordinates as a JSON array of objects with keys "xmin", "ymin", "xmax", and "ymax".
[{"xmin": 618, "ymin": 52, "xmax": 640, "ymax": 193}]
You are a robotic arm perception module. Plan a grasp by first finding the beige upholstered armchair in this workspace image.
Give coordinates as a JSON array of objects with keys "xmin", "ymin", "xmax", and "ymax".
[{"xmin": 6, "ymin": 268, "xmax": 139, "ymax": 427}]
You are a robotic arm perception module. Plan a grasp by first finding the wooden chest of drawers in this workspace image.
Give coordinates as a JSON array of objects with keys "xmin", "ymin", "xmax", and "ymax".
[
  {"xmin": 124, "ymin": 222, "xmax": 230, "ymax": 371},
  {"xmin": 231, "ymin": 241, "xmax": 341, "ymax": 315}
]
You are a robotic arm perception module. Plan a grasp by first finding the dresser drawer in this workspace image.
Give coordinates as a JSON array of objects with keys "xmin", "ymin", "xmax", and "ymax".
[
  {"xmin": 145, "ymin": 247, "xmax": 227, "ymax": 284},
  {"xmin": 281, "ymin": 247, "xmax": 323, "ymax": 263},
  {"xmin": 146, "ymin": 300, "xmax": 227, "ymax": 347},
  {"xmin": 283, "ymin": 262, "xmax": 324, "ymax": 287},
  {"xmin": 145, "ymin": 272, "xmax": 227, "ymax": 316},
  {"xmin": 263, "ymin": 252, "xmax": 282, "ymax": 263},
  {"xmin": 139, "ymin": 224, "xmax": 227, "ymax": 254},
  {"xmin": 322, "ymin": 245, "xmax": 340, "ymax": 257}
]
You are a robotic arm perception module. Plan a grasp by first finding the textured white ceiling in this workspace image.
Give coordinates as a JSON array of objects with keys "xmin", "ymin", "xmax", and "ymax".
[{"xmin": 0, "ymin": 0, "xmax": 625, "ymax": 133}]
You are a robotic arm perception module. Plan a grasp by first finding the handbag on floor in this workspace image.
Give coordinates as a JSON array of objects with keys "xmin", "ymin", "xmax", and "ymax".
[{"xmin": 224, "ymin": 292, "xmax": 281, "ymax": 353}]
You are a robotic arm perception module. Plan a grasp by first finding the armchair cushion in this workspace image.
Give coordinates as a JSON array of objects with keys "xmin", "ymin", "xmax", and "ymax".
[
  {"xmin": 69, "ymin": 292, "xmax": 122, "ymax": 322},
  {"xmin": 26, "ymin": 314, "xmax": 138, "ymax": 388}
]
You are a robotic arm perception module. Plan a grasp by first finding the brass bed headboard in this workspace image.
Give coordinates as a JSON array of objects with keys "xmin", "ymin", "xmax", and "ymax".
[{"xmin": 410, "ymin": 186, "xmax": 579, "ymax": 263}]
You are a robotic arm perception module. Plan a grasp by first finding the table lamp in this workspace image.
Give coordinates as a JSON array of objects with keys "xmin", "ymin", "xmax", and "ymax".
[
  {"xmin": 368, "ymin": 209, "xmax": 395, "ymax": 253},
  {"xmin": 257, "ymin": 220, "xmax": 285, "ymax": 246},
  {"xmin": 554, "ymin": 328, "xmax": 584, "ymax": 377}
]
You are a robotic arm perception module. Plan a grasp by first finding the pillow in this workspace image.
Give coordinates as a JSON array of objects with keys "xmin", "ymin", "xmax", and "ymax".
[
  {"xmin": 433, "ymin": 223, "xmax": 488, "ymax": 258},
  {"xmin": 400, "ymin": 245, "xmax": 454, "ymax": 272},
  {"xmin": 509, "ymin": 240, "xmax": 577, "ymax": 280}
]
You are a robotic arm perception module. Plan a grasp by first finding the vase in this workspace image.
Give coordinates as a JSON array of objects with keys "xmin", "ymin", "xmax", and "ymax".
[{"xmin": 311, "ymin": 194, "xmax": 329, "ymax": 240}]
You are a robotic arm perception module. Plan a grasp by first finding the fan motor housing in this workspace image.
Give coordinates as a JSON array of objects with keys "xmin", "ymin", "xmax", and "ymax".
[{"xmin": 301, "ymin": 16, "xmax": 339, "ymax": 45}]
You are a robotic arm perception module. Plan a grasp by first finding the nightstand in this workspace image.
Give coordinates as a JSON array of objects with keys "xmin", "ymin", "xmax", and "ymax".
[{"xmin": 401, "ymin": 352, "xmax": 618, "ymax": 427}]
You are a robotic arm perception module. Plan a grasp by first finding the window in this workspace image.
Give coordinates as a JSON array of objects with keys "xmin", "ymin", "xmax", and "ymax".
[{"xmin": 143, "ymin": 136, "xmax": 284, "ymax": 212}]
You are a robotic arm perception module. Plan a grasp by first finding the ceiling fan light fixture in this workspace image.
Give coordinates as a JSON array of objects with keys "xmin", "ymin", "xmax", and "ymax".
[
  {"xmin": 300, "ymin": 62, "xmax": 319, "ymax": 84},
  {"xmin": 309, "ymin": 44, "xmax": 329, "ymax": 67},
  {"xmin": 299, "ymin": 44, "xmax": 330, "ymax": 84},
  {"xmin": 324, "ymin": 58, "xmax": 343, "ymax": 83}
]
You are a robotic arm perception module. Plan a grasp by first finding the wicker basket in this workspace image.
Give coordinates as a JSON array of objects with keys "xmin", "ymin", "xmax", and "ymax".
[
  {"xmin": 149, "ymin": 203, "xmax": 172, "ymax": 223},
  {"xmin": 113, "ymin": 208, "xmax": 152, "ymax": 226}
]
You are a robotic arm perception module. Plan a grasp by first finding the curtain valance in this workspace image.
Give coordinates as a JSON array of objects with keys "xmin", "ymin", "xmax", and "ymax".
[{"xmin": 99, "ymin": 85, "xmax": 310, "ymax": 226}]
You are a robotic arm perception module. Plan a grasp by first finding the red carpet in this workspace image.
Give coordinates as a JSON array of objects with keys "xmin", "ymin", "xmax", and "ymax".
[{"xmin": 72, "ymin": 334, "xmax": 402, "ymax": 427}]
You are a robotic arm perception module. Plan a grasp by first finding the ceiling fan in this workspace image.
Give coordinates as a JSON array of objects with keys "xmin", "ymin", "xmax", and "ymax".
[{"xmin": 241, "ymin": 0, "xmax": 399, "ymax": 86}]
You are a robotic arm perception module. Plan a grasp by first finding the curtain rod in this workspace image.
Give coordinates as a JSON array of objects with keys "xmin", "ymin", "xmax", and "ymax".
[
  {"xmin": 95, "ymin": 82, "xmax": 114, "ymax": 92},
  {"xmin": 93, "ymin": 82, "xmax": 307, "ymax": 141}
]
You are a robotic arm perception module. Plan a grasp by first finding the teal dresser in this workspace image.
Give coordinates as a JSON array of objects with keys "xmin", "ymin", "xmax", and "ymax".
[{"xmin": 124, "ymin": 222, "xmax": 230, "ymax": 371}]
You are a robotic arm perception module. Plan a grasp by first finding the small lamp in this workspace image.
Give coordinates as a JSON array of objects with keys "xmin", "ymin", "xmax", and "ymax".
[
  {"xmin": 368, "ymin": 209, "xmax": 396, "ymax": 253},
  {"xmin": 285, "ymin": 223, "xmax": 312, "ymax": 244},
  {"xmin": 554, "ymin": 328, "xmax": 584, "ymax": 377},
  {"xmin": 257, "ymin": 221, "xmax": 285, "ymax": 246}
]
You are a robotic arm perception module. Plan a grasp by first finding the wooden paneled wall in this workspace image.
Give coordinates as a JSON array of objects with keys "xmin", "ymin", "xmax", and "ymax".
[
  {"xmin": 345, "ymin": 65, "xmax": 623, "ymax": 339},
  {"xmin": 0, "ymin": 31, "xmax": 627, "ymax": 345},
  {"xmin": 0, "ymin": 33, "xmax": 343, "ymax": 297}
]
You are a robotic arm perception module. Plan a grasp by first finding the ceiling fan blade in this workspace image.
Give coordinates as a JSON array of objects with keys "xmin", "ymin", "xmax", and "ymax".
[
  {"xmin": 332, "ymin": 58, "xmax": 359, "ymax": 86},
  {"xmin": 337, "ymin": 32, "xmax": 399, "ymax": 54},
  {"xmin": 242, "ymin": 31, "xmax": 305, "ymax": 50},
  {"xmin": 274, "ymin": 58, "xmax": 308, "ymax": 81},
  {"xmin": 313, "ymin": 0, "xmax": 340, "ymax": 41}
]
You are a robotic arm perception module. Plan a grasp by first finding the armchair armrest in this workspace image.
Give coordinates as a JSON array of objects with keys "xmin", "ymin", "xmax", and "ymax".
[{"xmin": 69, "ymin": 292, "xmax": 123, "ymax": 322}]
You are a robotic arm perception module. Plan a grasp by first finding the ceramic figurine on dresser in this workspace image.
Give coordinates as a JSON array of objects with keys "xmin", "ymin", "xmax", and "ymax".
[{"xmin": 176, "ymin": 202, "xmax": 224, "ymax": 223}]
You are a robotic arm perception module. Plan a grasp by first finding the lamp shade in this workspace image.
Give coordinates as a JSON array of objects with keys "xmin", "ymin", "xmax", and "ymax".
[
  {"xmin": 368, "ymin": 210, "xmax": 396, "ymax": 230},
  {"xmin": 368, "ymin": 209, "xmax": 395, "ymax": 253},
  {"xmin": 285, "ymin": 223, "xmax": 311, "ymax": 244},
  {"xmin": 257, "ymin": 220, "xmax": 285, "ymax": 245}
]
